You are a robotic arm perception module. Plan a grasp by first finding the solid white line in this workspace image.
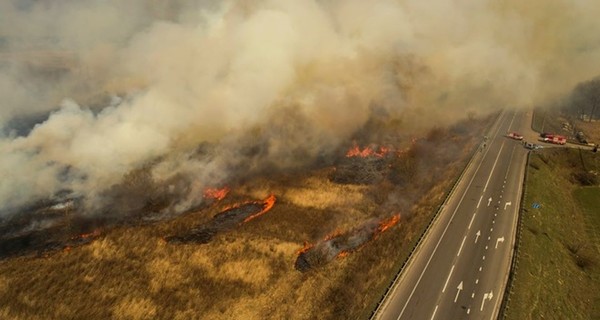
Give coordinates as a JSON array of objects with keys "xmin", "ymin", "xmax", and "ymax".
[
  {"xmin": 468, "ymin": 213, "xmax": 476, "ymax": 230},
  {"xmin": 430, "ymin": 305, "xmax": 439, "ymax": 320},
  {"xmin": 504, "ymin": 144, "xmax": 516, "ymax": 180},
  {"xmin": 507, "ymin": 109, "xmax": 517, "ymax": 131},
  {"xmin": 457, "ymin": 236, "xmax": 466, "ymax": 257},
  {"xmin": 483, "ymin": 142, "xmax": 505, "ymax": 192},
  {"xmin": 442, "ymin": 265, "xmax": 455, "ymax": 293},
  {"xmin": 476, "ymin": 195, "xmax": 483, "ymax": 208}
]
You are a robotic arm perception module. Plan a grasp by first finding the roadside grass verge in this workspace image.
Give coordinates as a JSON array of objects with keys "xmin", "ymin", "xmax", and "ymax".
[{"xmin": 504, "ymin": 148, "xmax": 600, "ymax": 319}]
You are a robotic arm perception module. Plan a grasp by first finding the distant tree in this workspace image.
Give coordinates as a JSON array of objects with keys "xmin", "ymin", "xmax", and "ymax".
[{"xmin": 568, "ymin": 77, "xmax": 600, "ymax": 122}]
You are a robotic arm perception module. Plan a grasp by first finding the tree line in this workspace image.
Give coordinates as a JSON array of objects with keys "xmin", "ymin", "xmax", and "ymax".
[{"xmin": 563, "ymin": 76, "xmax": 600, "ymax": 122}]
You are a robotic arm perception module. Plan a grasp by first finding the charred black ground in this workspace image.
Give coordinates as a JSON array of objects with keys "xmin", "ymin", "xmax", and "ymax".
[
  {"xmin": 295, "ymin": 215, "xmax": 400, "ymax": 272},
  {"xmin": 165, "ymin": 196, "xmax": 275, "ymax": 244}
]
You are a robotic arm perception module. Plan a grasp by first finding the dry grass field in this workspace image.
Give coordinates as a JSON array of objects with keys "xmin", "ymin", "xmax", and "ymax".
[{"xmin": 0, "ymin": 116, "xmax": 493, "ymax": 320}]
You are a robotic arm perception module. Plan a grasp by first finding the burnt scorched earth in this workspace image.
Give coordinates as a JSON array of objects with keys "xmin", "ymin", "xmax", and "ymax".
[
  {"xmin": 295, "ymin": 214, "xmax": 400, "ymax": 272},
  {"xmin": 165, "ymin": 195, "xmax": 276, "ymax": 244},
  {"xmin": 0, "ymin": 200, "xmax": 102, "ymax": 259}
]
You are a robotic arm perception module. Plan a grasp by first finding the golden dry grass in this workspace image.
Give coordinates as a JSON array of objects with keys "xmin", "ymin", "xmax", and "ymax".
[{"xmin": 0, "ymin": 117, "xmax": 492, "ymax": 320}]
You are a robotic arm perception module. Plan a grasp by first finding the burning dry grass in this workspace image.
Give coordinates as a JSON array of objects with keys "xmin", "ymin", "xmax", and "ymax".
[{"xmin": 0, "ymin": 116, "xmax": 494, "ymax": 319}]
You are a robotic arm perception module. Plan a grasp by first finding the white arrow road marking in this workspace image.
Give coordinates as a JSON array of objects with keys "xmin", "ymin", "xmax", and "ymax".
[
  {"xmin": 475, "ymin": 230, "xmax": 481, "ymax": 243},
  {"xmin": 504, "ymin": 201, "xmax": 512, "ymax": 210},
  {"xmin": 480, "ymin": 291, "xmax": 494, "ymax": 311},
  {"xmin": 454, "ymin": 281, "xmax": 463, "ymax": 303},
  {"xmin": 495, "ymin": 237, "xmax": 505, "ymax": 249},
  {"xmin": 487, "ymin": 197, "xmax": 492, "ymax": 207}
]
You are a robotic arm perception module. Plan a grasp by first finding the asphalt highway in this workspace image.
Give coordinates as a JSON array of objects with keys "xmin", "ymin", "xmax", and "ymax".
[{"xmin": 375, "ymin": 110, "xmax": 529, "ymax": 320}]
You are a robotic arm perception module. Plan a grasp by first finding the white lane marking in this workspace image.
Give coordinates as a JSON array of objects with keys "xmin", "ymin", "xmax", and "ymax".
[
  {"xmin": 468, "ymin": 213, "xmax": 477, "ymax": 230},
  {"xmin": 471, "ymin": 293, "xmax": 475, "ymax": 298},
  {"xmin": 479, "ymin": 266, "xmax": 482, "ymax": 271},
  {"xmin": 442, "ymin": 265, "xmax": 455, "ymax": 293},
  {"xmin": 457, "ymin": 236, "xmax": 467, "ymax": 257},
  {"xmin": 483, "ymin": 142, "xmax": 505, "ymax": 192},
  {"xmin": 488, "ymin": 236, "xmax": 491, "ymax": 240},
  {"xmin": 483, "ymin": 255, "xmax": 486, "ymax": 260},
  {"xmin": 476, "ymin": 279, "xmax": 479, "ymax": 284},
  {"xmin": 507, "ymin": 109, "xmax": 517, "ymax": 130},
  {"xmin": 430, "ymin": 305, "xmax": 439, "ymax": 320},
  {"xmin": 491, "ymin": 227, "xmax": 493, "ymax": 232},
  {"xmin": 467, "ymin": 308, "xmax": 471, "ymax": 314},
  {"xmin": 477, "ymin": 195, "xmax": 483, "ymax": 208},
  {"xmin": 485, "ymin": 246, "xmax": 488, "ymax": 250},
  {"xmin": 504, "ymin": 143, "xmax": 516, "ymax": 180}
]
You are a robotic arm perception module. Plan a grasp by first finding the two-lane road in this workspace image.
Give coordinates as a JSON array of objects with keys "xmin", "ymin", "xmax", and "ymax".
[{"xmin": 376, "ymin": 110, "xmax": 529, "ymax": 320}]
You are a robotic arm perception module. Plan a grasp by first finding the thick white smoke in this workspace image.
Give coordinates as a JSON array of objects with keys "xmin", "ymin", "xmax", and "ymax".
[{"xmin": 1, "ymin": 0, "xmax": 600, "ymax": 215}]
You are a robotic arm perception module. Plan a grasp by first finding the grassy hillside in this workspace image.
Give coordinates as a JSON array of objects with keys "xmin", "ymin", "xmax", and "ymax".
[{"xmin": 504, "ymin": 148, "xmax": 600, "ymax": 319}]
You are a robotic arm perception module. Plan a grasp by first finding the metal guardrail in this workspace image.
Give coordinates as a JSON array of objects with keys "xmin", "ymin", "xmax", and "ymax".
[{"xmin": 369, "ymin": 112, "xmax": 504, "ymax": 319}]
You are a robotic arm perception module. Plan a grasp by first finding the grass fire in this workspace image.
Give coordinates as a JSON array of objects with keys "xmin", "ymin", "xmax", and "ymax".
[
  {"xmin": 3, "ymin": 0, "xmax": 599, "ymax": 319},
  {"xmin": 165, "ymin": 195, "xmax": 276, "ymax": 244},
  {"xmin": 295, "ymin": 214, "xmax": 401, "ymax": 272}
]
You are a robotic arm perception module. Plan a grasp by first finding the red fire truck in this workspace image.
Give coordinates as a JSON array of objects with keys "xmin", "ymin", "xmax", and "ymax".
[{"xmin": 542, "ymin": 134, "xmax": 567, "ymax": 145}]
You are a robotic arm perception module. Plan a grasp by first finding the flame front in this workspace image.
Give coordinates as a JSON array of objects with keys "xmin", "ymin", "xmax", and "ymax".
[
  {"xmin": 296, "ymin": 241, "xmax": 314, "ymax": 255},
  {"xmin": 71, "ymin": 229, "xmax": 101, "ymax": 240},
  {"xmin": 377, "ymin": 214, "xmax": 401, "ymax": 234},
  {"xmin": 243, "ymin": 194, "xmax": 276, "ymax": 223},
  {"xmin": 203, "ymin": 187, "xmax": 230, "ymax": 201},
  {"xmin": 346, "ymin": 142, "xmax": 390, "ymax": 158}
]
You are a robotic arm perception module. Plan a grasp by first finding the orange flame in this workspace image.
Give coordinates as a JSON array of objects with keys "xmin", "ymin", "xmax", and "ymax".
[
  {"xmin": 203, "ymin": 187, "xmax": 230, "ymax": 201},
  {"xmin": 324, "ymin": 229, "xmax": 344, "ymax": 241},
  {"xmin": 346, "ymin": 142, "xmax": 390, "ymax": 158},
  {"xmin": 337, "ymin": 251, "xmax": 349, "ymax": 258},
  {"xmin": 296, "ymin": 241, "xmax": 314, "ymax": 255},
  {"xmin": 243, "ymin": 194, "xmax": 277, "ymax": 223},
  {"xmin": 377, "ymin": 214, "xmax": 401, "ymax": 234},
  {"xmin": 71, "ymin": 229, "xmax": 101, "ymax": 241}
]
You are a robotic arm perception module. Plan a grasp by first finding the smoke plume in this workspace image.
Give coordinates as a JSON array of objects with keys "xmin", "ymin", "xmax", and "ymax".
[{"xmin": 1, "ymin": 0, "xmax": 600, "ymax": 216}]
